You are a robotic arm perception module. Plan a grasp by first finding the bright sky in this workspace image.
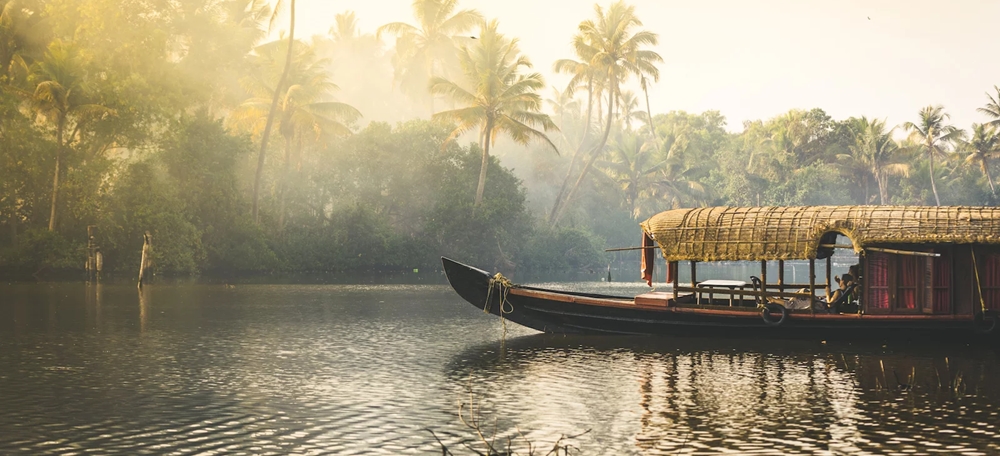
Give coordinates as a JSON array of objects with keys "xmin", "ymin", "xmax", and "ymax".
[{"xmin": 289, "ymin": 0, "xmax": 1000, "ymax": 132}]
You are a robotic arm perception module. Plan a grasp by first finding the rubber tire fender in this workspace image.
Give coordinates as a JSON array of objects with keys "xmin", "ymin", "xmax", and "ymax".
[
  {"xmin": 974, "ymin": 310, "xmax": 997, "ymax": 334},
  {"xmin": 761, "ymin": 302, "xmax": 788, "ymax": 327}
]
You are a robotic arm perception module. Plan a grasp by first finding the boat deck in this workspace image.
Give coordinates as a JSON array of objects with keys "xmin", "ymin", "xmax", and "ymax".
[{"xmin": 508, "ymin": 286, "xmax": 974, "ymax": 321}]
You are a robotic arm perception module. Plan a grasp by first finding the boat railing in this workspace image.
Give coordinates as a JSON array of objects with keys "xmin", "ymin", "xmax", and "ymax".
[{"xmin": 673, "ymin": 285, "xmax": 812, "ymax": 306}]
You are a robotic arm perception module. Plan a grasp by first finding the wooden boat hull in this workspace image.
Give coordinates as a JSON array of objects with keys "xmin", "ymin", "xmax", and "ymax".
[{"xmin": 442, "ymin": 257, "xmax": 1000, "ymax": 343}]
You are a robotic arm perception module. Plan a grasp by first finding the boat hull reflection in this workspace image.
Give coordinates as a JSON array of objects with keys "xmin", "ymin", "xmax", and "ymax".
[{"xmin": 447, "ymin": 335, "xmax": 1000, "ymax": 455}]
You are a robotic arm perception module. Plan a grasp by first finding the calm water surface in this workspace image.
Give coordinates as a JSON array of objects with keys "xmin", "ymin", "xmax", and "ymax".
[{"xmin": 1, "ymin": 278, "xmax": 999, "ymax": 455}]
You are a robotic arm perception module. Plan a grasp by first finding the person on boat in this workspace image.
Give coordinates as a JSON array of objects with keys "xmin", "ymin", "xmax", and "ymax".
[
  {"xmin": 848, "ymin": 264, "xmax": 861, "ymax": 280},
  {"xmin": 781, "ymin": 292, "xmax": 813, "ymax": 310},
  {"xmin": 826, "ymin": 273, "xmax": 855, "ymax": 312}
]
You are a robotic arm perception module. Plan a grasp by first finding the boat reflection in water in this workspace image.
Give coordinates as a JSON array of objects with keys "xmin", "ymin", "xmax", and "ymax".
[{"xmin": 447, "ymin": 335, "xmax": 1000, "ymax": 455}]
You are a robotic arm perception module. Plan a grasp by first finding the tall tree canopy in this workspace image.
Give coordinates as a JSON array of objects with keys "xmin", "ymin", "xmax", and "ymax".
[
  {"xmin": 377, "ymin": 0, "xmax": 482, "ymax": 112},
  {"xmin": 550, "ymin": 0, "xmax": 661, "ymax": 225},
  {"xmin": 430, "ymin": 19, "xmax": 557, "ymax": 207}
]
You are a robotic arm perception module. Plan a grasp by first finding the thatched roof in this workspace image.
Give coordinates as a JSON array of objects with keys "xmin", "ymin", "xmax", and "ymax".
[{"xmin": 641, "ymin": 206, "xmax": 1000, "ymax": 262}]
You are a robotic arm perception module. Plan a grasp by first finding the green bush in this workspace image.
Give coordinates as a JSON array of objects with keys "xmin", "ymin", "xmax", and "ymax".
[{"xmin": 0, "ymin": 228, "xmax": 84, "ymax": 272}]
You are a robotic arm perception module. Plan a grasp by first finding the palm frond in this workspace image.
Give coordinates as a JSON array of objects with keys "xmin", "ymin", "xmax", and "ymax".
[
  {"xmin": 376, "ymin": 21, "xmax": 419, "ymax": 39},
  {"xmin": 305, "ymin": 101, "xmax": 362, "ymax": 121},
  {"xmin": 495, "ymin": 114, "xmax": 558, "ymax": 153},
  {"xmin": 429, "ymin": 76, "xmax": 477, "ymax": 105}
]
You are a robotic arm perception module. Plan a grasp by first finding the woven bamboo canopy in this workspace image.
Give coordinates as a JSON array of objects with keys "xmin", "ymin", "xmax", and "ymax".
[{"xmin": 641, "ymin": 206, "xmax": 1000, "ymax": 262}]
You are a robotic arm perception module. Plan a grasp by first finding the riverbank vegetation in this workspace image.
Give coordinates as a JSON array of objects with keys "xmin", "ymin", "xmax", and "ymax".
[{"xmin": 2, "ymin": 0, "xmax": 999, "ymax": 277}]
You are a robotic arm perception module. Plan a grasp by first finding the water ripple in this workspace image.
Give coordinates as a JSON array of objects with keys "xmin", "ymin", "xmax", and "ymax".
[{"xmin": 0, "ymin": 283, "xmax": 998, "ymax": 454}]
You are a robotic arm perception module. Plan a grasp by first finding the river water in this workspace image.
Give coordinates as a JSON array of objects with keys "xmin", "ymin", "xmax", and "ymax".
[{"xmin": 1, "ymin": 277, "xmax": 999, "ymax": 455}]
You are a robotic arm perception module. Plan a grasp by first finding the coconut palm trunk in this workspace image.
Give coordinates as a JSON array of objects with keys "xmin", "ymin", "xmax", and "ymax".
[
  {"xmin": 548, "ymin": 78, "xmax": 594, "ymax": 223},
  {"xmin": 251, "ymin": 0, "xmax": 295, "ymax": 223},
  {"xmin": 278, "ymin": 132, "xmax": 293, "ymax": 230},
  {"xmin": 553, "ymin": 80, "xmax": 616, "ymax": 226},
  {"xmin": 475, "ymin": 117, "xmax": 496, "ymax": 206},
  {"xmin": 879, "ymin": 175, "xmax": 889, "ymax": 205},
  {"xmin": 982, "ymin": 157, "xmax": 997, "ymax": 196},
  {"xmin": 641, "ymin": 77, "xmax": 657, "ymax": 148},
  {"xmin": 48, "ymin": 117, "xmax": 65, "ymax": 232},
  {"xmin": 927, "ymin": 138, "xmax": 941, "ymax": 206}
]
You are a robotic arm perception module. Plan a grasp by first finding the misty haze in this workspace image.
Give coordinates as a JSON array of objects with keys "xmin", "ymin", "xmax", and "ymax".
[{"xmin": 2, "ymin": 0, "xmax": 1000, "ymax": 454}]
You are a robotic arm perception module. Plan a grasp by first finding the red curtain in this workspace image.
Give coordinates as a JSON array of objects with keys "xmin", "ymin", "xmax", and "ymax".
[
  {"xmin": 898, "ymin": 256, "xmax": 918, "ymax": 310},
  {"xmin": 868, "ymin": 252, "xmax": 890, "ymax": 309},
  {"xmin": 641, "ymin": 232, "xmax": 654, "ymax": 287}
]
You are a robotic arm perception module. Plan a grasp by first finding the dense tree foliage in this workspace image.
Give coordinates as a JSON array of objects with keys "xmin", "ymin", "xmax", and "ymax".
[{"xmin": 1, "ymin": 0, "xmax": 999, "ymax": 278}]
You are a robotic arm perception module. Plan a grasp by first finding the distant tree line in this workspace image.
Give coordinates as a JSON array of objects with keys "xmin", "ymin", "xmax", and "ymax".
[{"xmin": 1, "ymin": 0, "xmax": 999, "ymax": 277}]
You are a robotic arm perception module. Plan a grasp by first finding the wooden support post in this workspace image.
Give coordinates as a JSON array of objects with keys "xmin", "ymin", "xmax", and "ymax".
[
  {"xmin": 690, "ymin": 261, "xmax": 697, "ymax": 287},
  {"xmin": 760, "ymin": 260, "xmax": 767, "ymax": 303},
  {"xmin": 826, "ymin": 256, "xmax": 833, "ymax": 296},
  {"xmin": 858, "ymin": 255, "xmax": 865, "ymax": 314},
  {"xmin": 671, "ymin": 261, "xmax": 679, "ymax": 302},
  {"xmin": 778, "ymin": 260, "xmax": 785, "ymax": 290},
  {"xmin": 809, "ymin": 259, "xmax": 816, "ymax": 315}
]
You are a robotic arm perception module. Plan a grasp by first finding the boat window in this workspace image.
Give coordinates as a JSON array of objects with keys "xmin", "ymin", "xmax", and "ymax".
[{"xmin": 931, "ymin": 253, "xmax": 951, "ymax": 313}]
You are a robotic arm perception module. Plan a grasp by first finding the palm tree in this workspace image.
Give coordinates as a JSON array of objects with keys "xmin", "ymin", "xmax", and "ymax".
[
  {"xmin": 226, "ymin": 0, "xmax": 271, "ymax": 45},
  {"xmin": 544, "ymin": 85, "xmax": 581, "ymax": 148},
  {"xmin": 597, "ymin": 131, "xmax": 663, "ymax": 218},
  {"xmin": 979, "ymin": 85, "xmax": 1000, "ymax": 129},
  {"xmin": 617, "ymin": 90, "xmax": 645, "ymax": 132},
  {"xmin": 842, "ymin": 117, "xmax": 909, "ymax": 204},
  {"xmin": 329, "ymin": 11, "xmax": 362, "ymax": 44},
  {"xmin": 639, "ymin": 75, "xmax": 657, "ymax": 142},
  {"xmin": 650, "ymin": 156, "xmax": 709, "ymax": 210},
  {"xmin": 961, "ymin": 123, "xmax": 1000, "ymax": 197},
  {"xmin": 231, "ymin": 40, "xmax": 361, "ymax": 228},
  {"xmin": 377, "ymin": 0, "xmax": 482, "ymax": 112},
  {"xmin": 903, "ymin": 106, "xmax": 964, "ymax": 206},
  {"xmin": 551, "ymin": 0, "xmax": 661, "ymax": 225},
  {"xmin": 26, "ymin": 40, "xmax": 110, "ymax": 231},
  {"xmin": 250, "ymin": 0, "xmax": 295, "ymax": 223},
  {"xmin": 0, "ymin": 0, "xmax": 46, "ymax": 80},
  {"xmin": 547, "ymin": 57, "xmax": 602, "ymax": 223},
  {"xmin": 430, "ymin": 19, "xmax": 558, "ymax": 206}
]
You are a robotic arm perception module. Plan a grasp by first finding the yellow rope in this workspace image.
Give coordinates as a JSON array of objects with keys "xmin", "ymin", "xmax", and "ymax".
[
  {"xmin": 971, "ymin": 250, "xmax": 988, "ymax": 314},
  {"xmin": 486, "ymin": 273, "xmax": 515, "ymax": 336}
]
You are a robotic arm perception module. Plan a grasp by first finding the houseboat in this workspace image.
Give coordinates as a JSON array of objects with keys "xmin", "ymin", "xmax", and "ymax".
[{"xmin": 443, "ymin": 206, "xmax": 1000, "ymax": 342}]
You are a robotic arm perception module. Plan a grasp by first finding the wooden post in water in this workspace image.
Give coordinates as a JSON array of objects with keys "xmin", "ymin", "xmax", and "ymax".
[
  {"xmin": 86, "ymin": 225, "xmax": 96, "ymax": 282},
  {"xmin": 778, "ymin": 260, "xmax": 785, "ymax": 290},
  {"xmin": 95, "ymin": 249, "xmax": 103, "ymax": 282},
  {"xmin": 137, "ymin": 231, "xmax": 152, "ymax": 288},
  {"xmin": 690, "ymin": 261, "xmax": 697, "ymax": 287}
]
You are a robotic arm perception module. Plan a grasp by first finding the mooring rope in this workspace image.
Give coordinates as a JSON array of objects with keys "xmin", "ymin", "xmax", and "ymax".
[{"xmin": 486, "ymin": 273, "xmax": 515, "ymax": 336}]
